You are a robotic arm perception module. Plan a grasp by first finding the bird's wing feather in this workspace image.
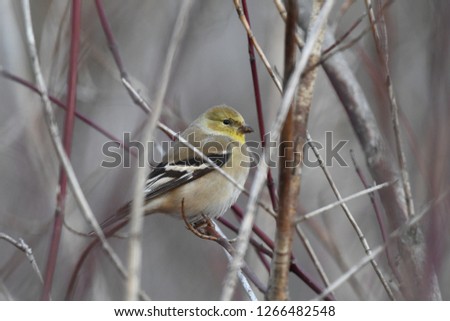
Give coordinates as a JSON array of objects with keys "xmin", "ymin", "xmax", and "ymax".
[{"xmin": 144, "ymin": 152, "xmax": 230, "ymax": 201}]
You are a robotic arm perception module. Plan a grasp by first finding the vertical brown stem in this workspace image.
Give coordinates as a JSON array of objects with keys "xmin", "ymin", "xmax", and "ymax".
[
  {"xmin": 267, "ymin": 0, "xmax": 326, "ymax": 300},
  {"xmin": 265, "ymin": 0, "xmax": 298, "ymax": 301}
]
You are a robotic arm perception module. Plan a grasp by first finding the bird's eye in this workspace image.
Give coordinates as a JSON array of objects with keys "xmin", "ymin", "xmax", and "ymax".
[{"xmin": 223, "ymin": 119, "xmax": 231, "ymax": 125}]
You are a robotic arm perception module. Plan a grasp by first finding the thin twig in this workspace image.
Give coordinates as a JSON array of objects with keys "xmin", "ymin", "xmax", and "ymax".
[
  {"xmin": 296, "ymin": 181, "xmax": 392, "ymax": 222},
  {"xmin": 349, "ymin": 150, "xmax": 387, "ymax": 241},
  {"xmin": 62, "ymin": 219, "xmax": 97, "ymax": 238},
  {"xmin": 0, "ymin": 233, "xmax": 44, "ymax": 284},
  {"xmin": 20, "ymin": 0, "xmax": 148, "ymax": 300},
  {"xmin": 304, "ymin": 133, "xmax": 395, "ymax": 300},
  {"xmin": 94, "ymin": 0, "xmax": 151, "ymax": 114},
  {"xmin": 221, "ymin": 0, "xmax": 335, "ymax": 301},
  {"xmin": 181, "ymin": 204, "xmax": 263, "ymax": 298},
  {"xmin": 322, "ymin": 0, "xmax": 394, "ymax": 57},
  {"xmin": 231, "ymin": 206, "xmax": 335, "ymax": 300},
  {"xmin": 41, "ymin": 0, "xmax": 81, "ymax": 300},
  {"xmin": 295, "ymin": 225, "xmax": 332, "ymax": 293},
  {"xmin": 214, "ymin": 223, "xmax": 258, "ymax": 301},
  {"xmin": 312, "ymin": 189, "xmax": 450, "ymax": 300},
  {"xmin": 233, "ymin": 0, "xmax": 283, "ymax": 92},
  {"xmin": 241, "ymin": 0, "xmax": 278, "ymax": 211},
  {"xmin": 274, "ymin": 0, "xmax": 395, "ymax": 71},
  {"xmin": 318, "ymin": 26, "xmax": 440, "ymax": 299},
  {"xmin": 305, "ymin": 217, "xmax": 365, "ymax": 299},
  {"xmin": 349, "ymin": 149, "xmax": 401, "ymax": 288},
  {"xmin": 126, "ymin": 0, "xmax": 193, "ymax": 301},
  {"xmin": 206, "ymin": 224, "xmax": 267, "ymax": 296},
  {"xmin": 365, "ymin": 0, "xmax": 414, "ymax": 220},
  {"xmin": 0, "ymin": 68, "xmax": 135, "ymax": 156},
  {"xmin": 218, "ymin": 216, "xmax": 271, "ymax": 272},
  {"xmin": 65, "ymin": 220, "xmax": 128, "ymax": 300},
  {"xmin": 363, "ymin": 0, "xmax": 439, "ymax": 300}
]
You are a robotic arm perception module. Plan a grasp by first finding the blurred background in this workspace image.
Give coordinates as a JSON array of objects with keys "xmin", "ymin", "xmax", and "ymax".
[{"xmin": 0, "ymin": 0, "xmax": 448, "ymax": 300}]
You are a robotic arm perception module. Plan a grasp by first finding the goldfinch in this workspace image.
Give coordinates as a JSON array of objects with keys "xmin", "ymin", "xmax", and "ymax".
[{"xmin": 99, "ymin": 105, "xmax": 253, "ymax": 232}]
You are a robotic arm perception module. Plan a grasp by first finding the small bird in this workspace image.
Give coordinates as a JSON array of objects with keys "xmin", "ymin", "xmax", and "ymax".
[{"xmin": 99, "ymin": 105, "xmax": 253, "ymax": 233}]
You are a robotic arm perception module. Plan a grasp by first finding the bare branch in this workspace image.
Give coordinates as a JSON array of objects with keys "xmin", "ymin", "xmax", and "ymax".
[
  {"xmin": 230, "ymin": 207, "xmax": 335, "ymax": 300},
  {"xmin": 312, "ymin": 188, "xmax": 449, "ymax": 300},
  {"xmin": 221, "ymin": 0, "xmax": 335, "ymax": 301},
  {"xmin": 350, "ymin": 150, "xmax": 402, "ymax": 287},
  {"xmin": 0, "ymin": 68, "xmax": 135, "ymax": 156},
  {"xmin": 0, "ymin": 233, "xmax": 43, "ymax": 285},
  {"xmin": 241, "ymin": 0, "xmax": 278, "ymax": 210},
  {"xmin": 296, "ymin": 181, "xmax": 392, "ymax": 222},
  {"xmin": 273, "ymin": 0, "xmax": 305, "ymax": 47},
  {"xmin": 364, "ymin": 0, "xmax": 415, "ymax": 219},
  {"xmin": 233, "ymin": 0, "xmax": 283, "ymax": 92},
  {"xmin": 20, "ymin": 0, "xmax": 149, "ymax": 300},
  {"xmin": 363, "ymin": 0, "xmax": 439, "ymax": 299},
  {"xmin": 126, "ymin": 0, "xmax": 194, "ymax": 300},
  {"xmin": 289, "ymin": 1, "xmax": 442, "ymax": 298},
  {"xmin": 267, "ymin": 0, "xmax": 327, "ymax": 301},
  {"xmin": 181, "ymin": 204, "xmax": 263, "ymax": 299},
  {"xmin": 41, "ymin": 0, "xmax": 81, "ymax": 300},
  {"xmin": 214, "ymin": 223, "xmax": 259, "ymax": 301},
  {"xmin": 304, "ymin": 132, "xmax": 395, "ymax": 299},
  {"xmin": 266, "ymin": 0, "xmax": 300, "ymax": 300},
  {"xmin": 295, "ymin": 225, "xmax": 332, "ymax": 294}
]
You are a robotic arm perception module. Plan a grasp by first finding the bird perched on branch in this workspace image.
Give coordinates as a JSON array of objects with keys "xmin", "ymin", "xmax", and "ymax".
[{"xmin": 98, "ymin": 105, "xmax": 253, "ymax": 234}]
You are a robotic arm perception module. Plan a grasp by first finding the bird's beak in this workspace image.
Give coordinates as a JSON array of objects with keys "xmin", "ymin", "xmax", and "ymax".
[{"xmin": 239, "ymin": 125, "xmax": 254, "ymax": 134}]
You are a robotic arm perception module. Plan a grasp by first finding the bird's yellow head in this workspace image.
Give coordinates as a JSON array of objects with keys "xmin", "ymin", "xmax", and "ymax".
[{"xmin": 199, "ymin": 105, "xmax": 253, "ymax": 143}]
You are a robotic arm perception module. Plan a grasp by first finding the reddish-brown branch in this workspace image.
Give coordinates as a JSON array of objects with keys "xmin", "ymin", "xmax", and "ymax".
[
  {"xmin": 201, "ymin": 224, "xmax": 267, "ymax": 295},
  {"xmin": 180, "ymin": 200, "xmax": 266, "ymax": 295},
  {"xmin": 322, "ymin": 0, "xmax": 394, "ymax": 57},
  {"xmin": 41, "ymin": 0, "xmax": 82, "ymax": 300},
  {"xmin": 218, "ymin": 216, "xmax": 270, "ymax": 272},
  {"xmin": 95, "ymin": 0, "xmax": 153, "ymax": 116},
  {"xmin": 241, "ymin": 0, "xmax": 278, "ymax": 211},
  {"xmin": 95, "ymin": 0, "xmax": 178, "ymax": 142},
  {"xmin": 65, "ymin": 221, "xmax": 129, "ymax": 300},
  {"xmin": 1, "ymin": 69, "xmax": 136, "ymax": 157},
  {"xmin": 219, "ymin": 215, "xmax": 334, "ymax": 300},
  {"xmin": 94, "ymin": 0, "xmax": 127, "ymax": 79}
]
